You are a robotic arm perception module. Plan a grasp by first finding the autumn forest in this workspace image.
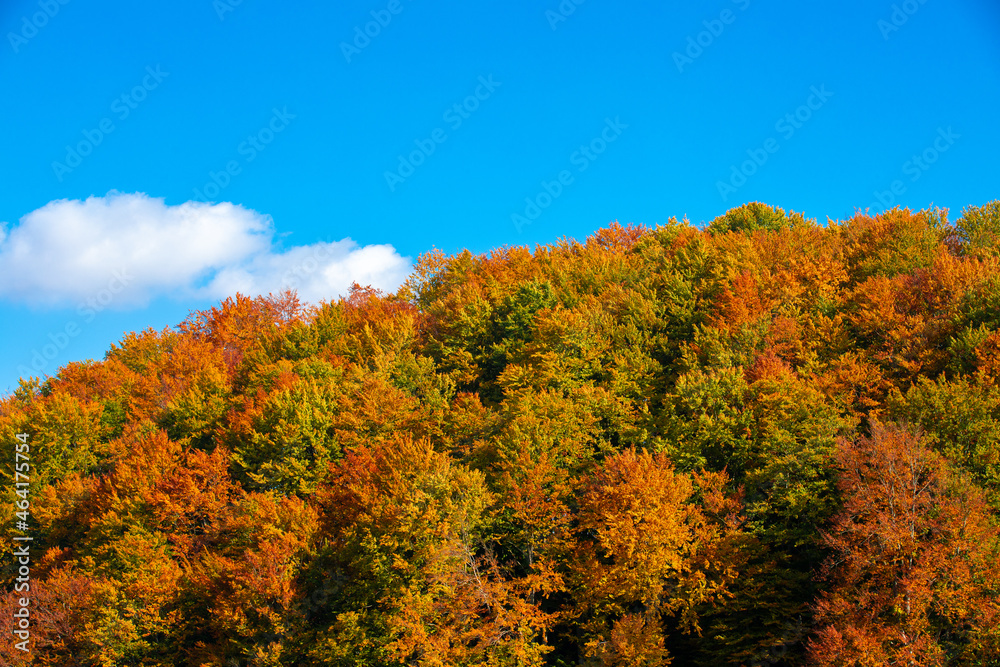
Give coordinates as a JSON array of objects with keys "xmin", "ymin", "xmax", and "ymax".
[{"xmin": 5, "ymin": 201, "xmax": 1000, "ymax": 666}]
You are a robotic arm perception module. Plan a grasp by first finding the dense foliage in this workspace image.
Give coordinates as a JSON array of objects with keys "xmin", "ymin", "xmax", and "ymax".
[{"xmin": 4, "ymin": 202, "xmax": 1000, "ymax": 666}]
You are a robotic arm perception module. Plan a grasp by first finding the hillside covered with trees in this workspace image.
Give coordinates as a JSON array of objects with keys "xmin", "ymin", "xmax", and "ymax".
[{"xmin": 5, "ymin": 201, "xmax": 1000, "ymax": 666}]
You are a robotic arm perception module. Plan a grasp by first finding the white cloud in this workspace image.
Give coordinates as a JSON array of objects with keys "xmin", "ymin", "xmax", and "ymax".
[
  {"xmin": 204, "ymin": 239, "xmax": 412, "ymax": 305},
  {"xmin": 0, "ymin": 192, "xmax": 412, "ymax": 307}
]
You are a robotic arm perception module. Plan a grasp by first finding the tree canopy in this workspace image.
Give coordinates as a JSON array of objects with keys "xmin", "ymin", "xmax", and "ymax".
[{"xmin": 4, "ymin": 201, "xmax": 1000, "ymax": 666}]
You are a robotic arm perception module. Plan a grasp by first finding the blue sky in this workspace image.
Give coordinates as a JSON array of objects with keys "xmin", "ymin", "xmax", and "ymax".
[{"xmin": 1, "ymin": 0, "xmax": 999, "ymax": 394}]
